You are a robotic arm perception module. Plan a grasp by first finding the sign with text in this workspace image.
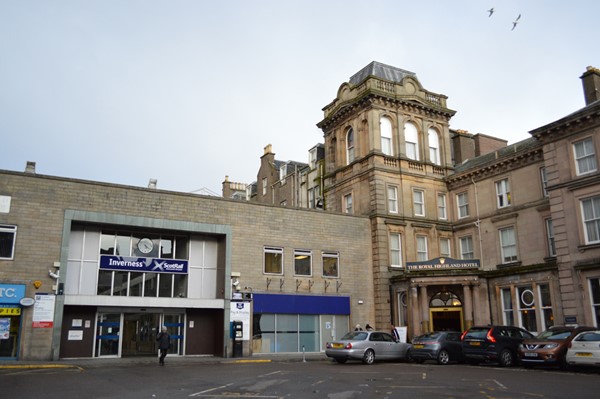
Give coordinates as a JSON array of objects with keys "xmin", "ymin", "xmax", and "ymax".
[
  {"xmin": 100, "ymin": 255, "xmax": 188, "ymax": 274},
  {"xmin": 0, "ymin": 284, "xmax": 26, "ymax": 304},
  {"xmin": 407, "ymin": 257, "xmax": 480, "ymax": 272},
  {"xmin": 32, "ymin": 294, "xmax": 55, "ymax": 328}
]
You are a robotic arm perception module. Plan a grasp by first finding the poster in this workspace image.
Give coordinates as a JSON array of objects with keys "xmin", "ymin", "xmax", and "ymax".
[
  {"xmin": 0, "ymin": 318, "xmax": 9, "ymax": 339},
  {"xmin": 32, "ymin": 294, "xmax": 56, "ymax": 328}
]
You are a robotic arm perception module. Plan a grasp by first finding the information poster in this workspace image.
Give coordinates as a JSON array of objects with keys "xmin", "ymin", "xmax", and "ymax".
[
  {"xmin": 0, "ymin": 318, "xmax": 9, "ymax": 339},
  {"xmin": 32, "ymin": 294, "xmax": 56, "ymax": 328},
  {"xmin": 230, "ymin": 302, "xmax": 251, "ymax": 340}
]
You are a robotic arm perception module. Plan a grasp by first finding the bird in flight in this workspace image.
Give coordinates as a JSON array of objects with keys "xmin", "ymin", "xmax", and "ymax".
[
  {"xmin": 512, "ymin": 14, "xmax": 521, "ymax": 30},
  {"xmin": 487, "ymin": 8, "xmax": 494, "ymax": 17}
]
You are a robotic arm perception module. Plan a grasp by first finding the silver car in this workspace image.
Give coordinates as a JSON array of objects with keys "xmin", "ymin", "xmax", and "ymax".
[{"xmin": 325, "ymin": 330, "xmax": 412, "ymax": 364}]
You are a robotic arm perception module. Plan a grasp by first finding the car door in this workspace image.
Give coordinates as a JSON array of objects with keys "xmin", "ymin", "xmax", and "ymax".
[{"xmin": 445, "ymin": 332, "xmax": 463, "ymax": 360}]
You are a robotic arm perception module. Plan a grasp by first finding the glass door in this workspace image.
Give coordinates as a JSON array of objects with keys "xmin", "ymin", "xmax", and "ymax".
[{"xmin": 96, "ymin": 313, "xmax": 121, "ymax": 357}]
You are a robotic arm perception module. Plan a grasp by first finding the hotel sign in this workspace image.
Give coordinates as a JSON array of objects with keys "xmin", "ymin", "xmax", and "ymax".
[
  {"xmin": 100, "ymin": 255, "xmax": 188, "ymax": 274},
  {"xmin": 406, "ymin": 257, "xmax": 480, "ymax": 272}
]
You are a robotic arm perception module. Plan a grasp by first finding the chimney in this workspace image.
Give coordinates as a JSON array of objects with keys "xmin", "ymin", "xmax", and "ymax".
[
  {"xmin": 580, "ymin": 66, "xmax": 600, "ymax": 105},
  {"xmin": 264, "ymin": 144, "xmax": 273, "ymax": 155},
  {"xmin": 148, "ymin": 178, "xmax": 157, "ymax": 189},
  {"xmin": 25, "ymin": 161, "xmax": 36, "ymax": 174}
]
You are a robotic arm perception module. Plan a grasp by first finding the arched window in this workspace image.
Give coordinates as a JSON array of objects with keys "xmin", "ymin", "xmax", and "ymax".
[
  {"xmin": 380, "ymin": 117, "xmax": 393, "ymax": 156},
  {"xmin": 346, "ymin": 127, "xmax": 355, "ymax": 164},
  {"xmin": 428, "ymin": 128, "xmax": 440, "ymax": 165},
  {"xmin": 404, "ymin": 122, "xmax": 419, "ymax": 160},
  {"xmin": 430, "ymin": 291, "xmax": 462, "ymax": 307}
]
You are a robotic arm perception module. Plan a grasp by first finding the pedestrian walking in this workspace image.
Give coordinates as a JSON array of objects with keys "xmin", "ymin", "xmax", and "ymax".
[
  {"xmin": 156, "ymin": 326, "xmax": 171, "ymax": 366},
  {"xmin": 391, "ymin": 323, "xmax": 400, "ymax": 341}
]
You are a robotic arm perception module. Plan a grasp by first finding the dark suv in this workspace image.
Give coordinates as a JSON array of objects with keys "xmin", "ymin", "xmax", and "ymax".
[{"xmin": 461, "ymin": 325, "xmax": 534, "ymax": 367}]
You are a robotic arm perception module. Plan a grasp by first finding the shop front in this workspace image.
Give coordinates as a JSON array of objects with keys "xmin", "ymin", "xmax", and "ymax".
[{"xmin": 0, "ymin": 283, "xmax": 26, "ymax": 359}]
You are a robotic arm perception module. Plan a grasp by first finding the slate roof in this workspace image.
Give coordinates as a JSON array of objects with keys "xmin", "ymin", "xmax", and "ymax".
[
  {"xmin": 349, "ymin": 61, "xmax": 416, "ymax": 86},
  {"xmin": 453, "ymin": 137, "xmax": 540, "ymax": 173}
]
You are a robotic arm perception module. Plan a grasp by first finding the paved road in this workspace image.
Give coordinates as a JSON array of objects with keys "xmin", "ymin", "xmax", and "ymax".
[{"xmin": 1, "ymin": 357, "xmax": 599, "ymax": 398}]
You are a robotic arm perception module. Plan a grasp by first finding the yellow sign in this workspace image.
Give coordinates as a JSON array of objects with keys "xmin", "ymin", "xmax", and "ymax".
[{"xmin": 0, "ymin": 307, "xmax": 21, "ymax": 315}]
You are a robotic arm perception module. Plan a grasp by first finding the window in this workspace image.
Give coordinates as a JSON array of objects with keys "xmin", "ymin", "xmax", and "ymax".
[
  {"xmin": 308, "ymin": 188, "xmax": 315, "ymax": 209},
  {"xmin": 501, "ymin": 288, "xmax": 514, "ymax": 325},
  {"xmin": 0, "ymin": 225, "xmax": 17, "ymax": 259},
  {"xmin": 404, "ymin": 122, "xmax": 419, "ymax": 160},
  {"xmin": 264, "ymin": 247, "xmax": 283, "ymax": 274},
  {"xmin": 322, "ymin": 251, "xmax": 339, "ymax": 277},
  {"xmin": 387, "ymin": 186, "xmax": 398, "ymax": 214},
  {"xmin": 416, "ymin": 236, "xmax": 428, "ymax": 261},
  {"xmin": 573, "ymin": 137, "xmax": 597, "ymax": 175},
  {"xmin": 346, "ymin": 127, "xmax": 355, "ymax": 164},
  {"xmin": 499, "ymin": 226, "xmax": 518, "ymax": 263},
  {"xmin": 581, "ymin": 195, "xmax": 600, "ymax": 244},
  {"xmin": 294, "ymin": 250, "xmax": 312, "ymax": 276},
  {"xmin": 459, "ymin": 236, "xmax": 474, "ymax": 259},
  {"xmin": 280, "ymin": 164, "xmax": 287, "ymax": 184},
  {"xmin": 309, "ymin": 147, "xmax": 317, "ymax": 170},
  {"xmin": 540, "ymin": 167, "xmax": 549, "ymax": 197},
  {"xmin": 440, "ymin": 237, "xmax": 451, "ymax": 258},
  {"xmin": 457, "ymin": 192, "xmax": 469, "ymax": 219},
  {"xmin": 545, "ymin": 218, "xmax": 556, "ymax": 257},
  {"xmin": 538, "ymin": 284, "xmax": 554, "ymax": 330},
  {"xmin": 428, "ymin": 128, "xmax": 440, "ymax": 165},
  {"xmin": 344, "ymin": 194, "xmax": 353, "ymax": 214},
  {"xmin": 390, "ymin": 233, "xmax": 402, "ymax": 268},
  {"xmin": 517, "ymin": 286, "xmax": 537, "ymax": 333},
  {"xmin": 590, "ymin": 278, "xmax": 600, "ymax": 327},
  {"xmin": 437, "ymin": 193, "xmax": 447, "ymax": 220},
  {"xmin": 380, "ymin": 116, "xmax": 393, "ymax": 156},
  {"xmin": 413, "ymin": 189, "xmax": 425, "ymax": 216},
  {"xmin": 262, "ymin": 177, "xmax": 267, "ymax": 196},
  {"xmin": 496, "ymin": 179, "xmax": 511, "ymax": 208}
]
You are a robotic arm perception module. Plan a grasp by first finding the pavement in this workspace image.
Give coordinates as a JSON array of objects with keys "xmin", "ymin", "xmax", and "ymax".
[{"xmin": 0, "ymin": 352, "xmax": 328, "ymax": 370}]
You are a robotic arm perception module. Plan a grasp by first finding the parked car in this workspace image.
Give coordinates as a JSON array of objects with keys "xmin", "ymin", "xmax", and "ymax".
[
  {"xmin": 565, "ymin": 330, "xmax": 600, "ymax": 369},
  {"xmin": 518, "ymin": 325, "xmax": 596, "ymax": 369},
  {"xmin": 325, "ymin": 330, "xmax": 411, "ymax": 365},
  {"xmin": 409, "ymin": 331, "xmax": 463, "ymax": 365},
  {"xmin": 461, "ymin": 325, "xmax": 534, "ymax": 367}
]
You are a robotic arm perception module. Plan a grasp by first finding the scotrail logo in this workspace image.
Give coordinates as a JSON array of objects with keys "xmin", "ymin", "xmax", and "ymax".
[{"xmin": 151, "ymin": 260, "xmax": 187, "ymax": 273}]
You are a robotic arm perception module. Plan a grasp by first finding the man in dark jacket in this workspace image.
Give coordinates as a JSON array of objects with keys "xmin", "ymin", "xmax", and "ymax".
[{"xmin": 156, "ymin": 326, "xmax": 171, "ymax": 365}]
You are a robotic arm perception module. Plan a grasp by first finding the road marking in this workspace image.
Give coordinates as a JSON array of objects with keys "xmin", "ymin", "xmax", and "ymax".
[
  {"xmin": 493, "ymin": 379, "xmax": 507, "ymax": 389},
  {"xmin": 259, "ymin": 370, "xmax": 282, "ymax": 377},
  {"xmin": 189, "ymin": 383, "xmax": 232, "ymax": 396},
  {"xmin": 422, "ymin": 372, "xmax": 427, "ymax": 380}
]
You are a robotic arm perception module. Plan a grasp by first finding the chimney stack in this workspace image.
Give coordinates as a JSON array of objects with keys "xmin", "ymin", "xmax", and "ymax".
[
  {"xmin": 25, "ymin": 161, "xmax": 36, "ymax": 174},
  {"xmin": 580, "ymin": 66, "xmax": 600, "ymax": 105}
]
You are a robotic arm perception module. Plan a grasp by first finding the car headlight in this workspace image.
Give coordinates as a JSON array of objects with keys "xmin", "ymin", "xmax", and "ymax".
[{"xmin": 545, "ymin": 343, "xmax": 558, "ymax": 349}]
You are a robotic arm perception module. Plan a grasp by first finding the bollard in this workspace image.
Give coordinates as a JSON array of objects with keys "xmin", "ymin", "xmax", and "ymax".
[{"xmin": 302, "ymin": 345, "xmax": 306, "ymax": 362}]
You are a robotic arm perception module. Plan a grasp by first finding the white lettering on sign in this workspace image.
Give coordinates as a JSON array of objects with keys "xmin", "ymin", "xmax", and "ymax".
[{"xmin": 0, "ymin": 288, "xmax": 16, "ymax": 298}]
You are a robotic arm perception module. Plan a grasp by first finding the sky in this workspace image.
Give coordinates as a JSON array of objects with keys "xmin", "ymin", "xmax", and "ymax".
[{"xmin": 1, "ymin": 1, "xmax": 599, "ymax": 194}]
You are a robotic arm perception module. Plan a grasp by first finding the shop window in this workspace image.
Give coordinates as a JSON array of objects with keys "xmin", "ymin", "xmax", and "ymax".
[
  {"xmin": 517, "ymin": 286, "xmax": 537, "ymax": 333},
  {"xmin": 590, "ymin": 278, "xmax": 600, "ymax": 327},
  {"xmin": 322, "ymin": 251, "xmax": 339, "ymax": 278},
  {"xmin": 264, "ymin": 247, "xmax": 283, "ymax": 275},
  {"xmin": 0, "ymin": 225, "xmax": 17, "ymax": 259},
  {"xmin": 294, "ymin": 249, "xmax": 312, "ymax": 276},
  {"xmin": 501, "ymin": 288, "xmax": 514, "ymax": 325}
]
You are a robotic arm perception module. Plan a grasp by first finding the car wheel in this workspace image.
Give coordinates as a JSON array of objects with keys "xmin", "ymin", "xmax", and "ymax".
[
  {"xmin": 362, "ymin": 349, "xmax": 375, "ymax": 365},
  {"xmin": 437, "ymin": 349, "xmax": 450, "ymax": 365},
  {"xmin": 499, "ymin": 349, "xmax": 514, "ymax": 367},
  {"xmin": 335, "ymin": 358, "xmax": 347, "ymax": 364}
]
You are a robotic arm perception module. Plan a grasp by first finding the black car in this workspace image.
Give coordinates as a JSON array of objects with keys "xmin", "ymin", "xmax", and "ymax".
[
  {"xmin": 461, "ymin": 325, "xmax": 534, "ymax": 367},
  {"xmin": 409, "ymin": 331, "xmax": 463, "ymax": 365}
]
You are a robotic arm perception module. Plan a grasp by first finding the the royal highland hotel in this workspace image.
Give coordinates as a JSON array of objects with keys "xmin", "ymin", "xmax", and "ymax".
[{"xmin": 1, "ymin": 62, "xmax": 599, "ymax": 361}]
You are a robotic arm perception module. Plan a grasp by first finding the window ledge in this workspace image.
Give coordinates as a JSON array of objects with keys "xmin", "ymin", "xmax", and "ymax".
[
  {"xmin": 496, "ymin": 261, "xmax": 522, "ymax": 269},
  {"xmin": 577, "ymin": 242, "xmax": 600, "ymax": 252}
]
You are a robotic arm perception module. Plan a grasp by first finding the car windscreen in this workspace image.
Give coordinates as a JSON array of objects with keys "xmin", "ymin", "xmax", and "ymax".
[
  {"xmin": 537, "ymin": 329, "xmax": 571, "ymax": 340},
  {"xmin": 464, "ymin": 328, "xmax": 488, "ymax": 339}
]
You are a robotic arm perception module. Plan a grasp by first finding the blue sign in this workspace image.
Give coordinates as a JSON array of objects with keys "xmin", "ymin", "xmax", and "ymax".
[
  {"xmin": 100, "ymin": 255, "xmax": 188, "ymax": 274},
  {"xmin": 0, "ymin": 284, "xmax": 26, "ymax": 304}
]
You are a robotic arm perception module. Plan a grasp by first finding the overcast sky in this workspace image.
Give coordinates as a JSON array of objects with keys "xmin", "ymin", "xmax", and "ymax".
[{"xmin": 1, "ymin": 1, "xmax": 598, "ymax": 194}]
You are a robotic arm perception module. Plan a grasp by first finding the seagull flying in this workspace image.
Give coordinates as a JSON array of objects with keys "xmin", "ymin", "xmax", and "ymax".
[
  {"xmin": 511, "ymin": 14, "xmax": 521, "ymax": 30},
  {"xmin": 487, "ymin": 8, "xmax": 494, "ymax": 17}
]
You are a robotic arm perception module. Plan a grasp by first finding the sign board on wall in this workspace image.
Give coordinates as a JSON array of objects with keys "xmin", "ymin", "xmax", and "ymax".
[
  {"xmin": 99, "ymin": 255, "xmax": 188, "ymax": 274},
  {"xmin": 32, "ymin": 294, "xmax": 55, "ymax": 328}
]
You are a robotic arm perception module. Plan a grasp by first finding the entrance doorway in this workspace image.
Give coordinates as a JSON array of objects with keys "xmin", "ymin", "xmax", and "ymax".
[
  {"xmin": 430, "ymin": 308, "xmax": 463, "ymax": 331},
  {"xmin": 122, "ymin": 313, "xmax": 160, "ymax": 356}
]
